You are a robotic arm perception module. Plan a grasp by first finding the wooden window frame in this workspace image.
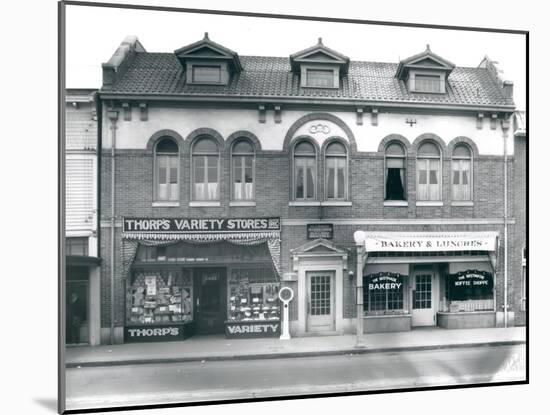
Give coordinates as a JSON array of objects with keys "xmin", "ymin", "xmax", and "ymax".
[
  {"xmin": 230, "ymin": 139, "xmax": 255, "ymax": 201},
  {"xmin": 451, "ymin": 145, "xmax": 473, "ymax": 202},
  {"xmin": 324, "ymin": 140, "xmax": 348, "ymax": 201},
  {"xmin": 416, "ymin": 142, "xmax": 442, "ymax": 202},
  {"xmin": 153, "ymin": 138, "xmax": 180, "ymax": 202},
  {"xmin": 292, "ymin": 140, "xmax": 318, "ymax": 201},
  {"xmin": 384, "ymin": 142, "xmax": 407, "ymax": 201},
  {"xmin": 191, "ymin": 137, "xmax": 220, "ymax": 202}
]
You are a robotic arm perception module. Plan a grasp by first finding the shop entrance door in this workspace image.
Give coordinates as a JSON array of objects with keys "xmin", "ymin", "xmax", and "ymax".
[
  {"xmin": 306, "ymin": 272, "xmax": 335, "ymax": 332},
  {"xmin": 194, "ymin": 268, "xmax": 226, "ymax": 335},
  {"xmin": 412, "ymin": 273, "xmax": 435, "ymax": 327},
  {"xmin": 66, "ymin": 279, "xmax": 89, "ymax": 345}
]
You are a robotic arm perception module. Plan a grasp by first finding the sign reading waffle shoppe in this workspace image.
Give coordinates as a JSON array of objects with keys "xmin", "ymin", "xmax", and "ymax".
[
  {"xmin": 123, "ymin": 217, "xmax": 281, "ymax": 233},
  {"xmin": 362, "ymin": 232, "xmax": 499, "ymax": 252}
]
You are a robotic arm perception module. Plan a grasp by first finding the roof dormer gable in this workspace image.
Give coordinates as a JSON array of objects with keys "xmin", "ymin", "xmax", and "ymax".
[
  {"xmin": 396, "ymin": 45, "xmax": 455, "ymax": 79},
  {"xmin": 290, "ymin": 38, "xmax": 350, "ymax": 89},
  {"xmin": 290, "ymin": 38, "xmax": 350, "ymax": 74},
  {"xmin": 397, "ymin": 45, "xmax": 455, "ymax": 93},
  {"xmin": 174, "ymin": 33, "xmax": 242, "ymax": 85}
]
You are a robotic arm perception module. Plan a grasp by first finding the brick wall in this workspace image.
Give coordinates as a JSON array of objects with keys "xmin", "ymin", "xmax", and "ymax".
[
  {"xmin": 513, "ymin": 134, "xmax": 527, "ymax": 325},
  {"xmin": 100, "ymin": 149, "xmax": 510, "ymax": 221},
  {"xmin": 98, "ymin": 111, "xmax": 522, "ymax": 336}
]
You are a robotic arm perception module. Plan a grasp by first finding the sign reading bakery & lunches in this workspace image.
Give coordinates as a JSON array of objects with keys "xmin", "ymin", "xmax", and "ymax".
[
  {"xmin": 362, "ymin": 232, "xmax": 499, "ymax": 252},
  {"xmin": 123, "ymin": 217, "xmax": 281, "ymax": 233}
]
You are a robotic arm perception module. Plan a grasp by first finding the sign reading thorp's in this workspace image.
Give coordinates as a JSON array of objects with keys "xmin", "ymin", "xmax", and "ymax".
[{"xmin": 123, "ymin": 217, "xmax": 281, "ymax": 233}]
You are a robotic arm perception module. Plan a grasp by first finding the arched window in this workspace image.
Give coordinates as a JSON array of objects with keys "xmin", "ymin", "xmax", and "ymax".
[
  {"xmin": 231, "ymin": 139, "xmax": 255, "ymax": 201},
  {"xmin": 417, "ymin": 141, "xmax": 441, "ymax": 201},
  {"xmin": 192, "ymin": 136, "xmax": 219, "ymax": 201},
  {"xmin": 451, "ymin": 144, "xmax": 472, "ymax": 201},
  {"xmin": 154, "ymin": 137, "xmax": 179, "ymax": 201},
  {"xmin": 325, "ymin": 141, "xmax": 347, "ymax": 200},
  {"xmin": 293, "ymin": 140, "xmax": 316, "ymax": 200},
  {"xmin": 385, "ymin": 142, "xmax": 406, "ymax": 201}
]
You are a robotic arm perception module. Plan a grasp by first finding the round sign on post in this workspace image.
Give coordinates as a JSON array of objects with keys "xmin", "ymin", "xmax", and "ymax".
[{"xmin": 278, "ymin": 287, "xmax": 294, "ymax": 340}]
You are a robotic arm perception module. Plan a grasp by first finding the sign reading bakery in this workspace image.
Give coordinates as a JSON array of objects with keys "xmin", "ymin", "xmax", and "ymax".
[
  {"xmin": 362, "ymin": 232, "xmax": 499, "ymax": 252},
  {"xmin": 123, "ymin": 217, "xmax": 281, "ymax": 233}
]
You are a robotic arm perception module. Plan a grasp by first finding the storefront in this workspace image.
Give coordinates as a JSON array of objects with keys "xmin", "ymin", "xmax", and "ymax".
[
  {"xmin": 354, "ymin": 232, "xmax": 499, "ymax": 333},
  {"xmin": 121, "ymin": 217, "xmax": 282, "ymax": 342},
  {"xmin": 66, "ymin": 255, "xmax": 101, "ymax": 346}
]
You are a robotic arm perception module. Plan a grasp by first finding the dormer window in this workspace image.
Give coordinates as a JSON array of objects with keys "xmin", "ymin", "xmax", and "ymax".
[
  {"xmin": 290, "ymin": 38, "xmax": 349, "ymax": 90},
  {"xmin": 414, "ymin": 74, "xmax": 442, "ymax": 93},
  {"xmin": 192, "ymin": 65, "xmax": 222, "ymax": 84},
  {"xmin": 396, "ymin": 45, "xmax": 455, "ymax": 94},
  {"xmin": 174, "ymin": 33, "xmax": 242, "ymax": 86},
  {"xmin": 306, "ymin": 69, "xmax": 334, "ymax": 87}
]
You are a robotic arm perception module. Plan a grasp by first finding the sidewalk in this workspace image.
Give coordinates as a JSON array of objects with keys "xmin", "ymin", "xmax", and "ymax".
[{"xmin": 65, "ymin": 326, "xmax": 526, "ymax": 368}]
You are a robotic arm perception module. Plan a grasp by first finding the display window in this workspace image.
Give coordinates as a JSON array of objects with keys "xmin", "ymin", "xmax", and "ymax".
[
  {"xmin": 363, "ymin": 272, "xmax": 407, "ymax": 316},
  {"xmin": 227, "ymin": 268, "xmax": 280, "ymax": 322},
  {"xmin": 440, "ymin": 270, "xmax": 494, "ymax": 312},
  {"xmin": 127, "ymin": 269, "xmax": 193, "ymax": 324}
]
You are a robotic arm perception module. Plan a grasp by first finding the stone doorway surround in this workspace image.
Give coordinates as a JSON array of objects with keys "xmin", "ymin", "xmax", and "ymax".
[{"xmin": 290, "ymin": 239, "xmax": 349, "ymax": 335}]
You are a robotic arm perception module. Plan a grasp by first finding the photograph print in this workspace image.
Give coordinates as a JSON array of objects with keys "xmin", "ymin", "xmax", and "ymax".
[{"xmin": 61, "ymin": 1, "xmax": 527, "ymax": 413}]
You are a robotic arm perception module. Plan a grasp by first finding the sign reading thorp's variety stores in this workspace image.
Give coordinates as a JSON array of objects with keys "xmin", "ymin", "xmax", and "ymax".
[{"xmin": 123, "ymin": 217, "xmax": 281, "ymax": 233}]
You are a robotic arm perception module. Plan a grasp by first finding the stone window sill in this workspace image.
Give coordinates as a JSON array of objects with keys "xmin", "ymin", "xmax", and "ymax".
[
  {"xmin": 383, "ymin": 200, "xmax": 408, "ymax": 207},
  {"xmin": 229, "ymin": 201, "xmax": 256, "ymax": 207},
  {"xmin": 451, "ymin": 201, "xmax": 474, "ymax": 207},
  {"xmin": 152, "ymin": 201, "xmax": 180, "ymax": 207},
  {"xmin": 416, "ymin": 201, "xmax": 444, "ymax": 207},
  {"xmin": 321, "ymin": 201, "xmax": 352, "ymax": 206},
  {"xmin": 189, "ymin": 201, "xmax": 221, "ymax": 207},
  {"xmin": 289, "ymin": 201, "xmax": 321, "ymax": 206}
]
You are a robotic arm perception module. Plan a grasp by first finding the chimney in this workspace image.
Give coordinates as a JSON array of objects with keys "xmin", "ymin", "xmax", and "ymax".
[
  {"xmin": 102, "ymin": 36, "xmax": 145, "ymax": 89},
  {"xmin": 502, "ymin": 80, "xmax": 514, "ymax": 100}
]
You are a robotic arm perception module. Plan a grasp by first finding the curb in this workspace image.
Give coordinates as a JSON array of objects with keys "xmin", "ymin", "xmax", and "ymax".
[{"xmin": 65, "ymin": 340, "xmax": 525, "ymax": 368}]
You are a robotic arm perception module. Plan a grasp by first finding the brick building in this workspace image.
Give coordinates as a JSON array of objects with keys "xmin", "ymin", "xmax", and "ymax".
[{"xmin": 96, "ymin": 35, "xmax": 524, "ymax": 344}]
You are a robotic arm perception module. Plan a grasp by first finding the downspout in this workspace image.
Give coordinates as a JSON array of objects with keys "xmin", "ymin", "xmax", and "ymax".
[
  {"xmin": 502, "ymin": 117, "xmax": 510, "ymax": 327},
  {"xmin": 107, "ymin": 108, "xmax": 118, "ymax": 344}
]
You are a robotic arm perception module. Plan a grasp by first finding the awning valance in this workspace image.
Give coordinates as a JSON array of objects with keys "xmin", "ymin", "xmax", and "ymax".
[{"xmin": 358, "ymin": 232, "xmax": 499, "ymax": 253}]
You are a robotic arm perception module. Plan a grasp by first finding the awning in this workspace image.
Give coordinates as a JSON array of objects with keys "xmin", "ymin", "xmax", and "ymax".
[
  {"xmin": 359, "ymin": 232, "xmax": 499, "ymax": 253},
  {"xmin": 66, "ymin": 255, "xmax": 102, "ymax": 267}
]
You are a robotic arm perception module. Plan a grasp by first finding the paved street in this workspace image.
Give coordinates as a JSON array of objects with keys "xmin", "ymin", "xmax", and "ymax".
[{"xmin": 65, "ymin": 344, "xmax": 525, "ymax": 411}]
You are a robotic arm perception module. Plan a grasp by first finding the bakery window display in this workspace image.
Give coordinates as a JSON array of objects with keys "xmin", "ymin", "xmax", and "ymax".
[{"xmin": 127, "ymin": 269, "xmax": 193, "ymax": 324}]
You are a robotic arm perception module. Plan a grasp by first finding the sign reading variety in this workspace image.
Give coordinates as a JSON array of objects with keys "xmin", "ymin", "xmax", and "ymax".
[
  {"xmin": 225, "ymin": 321, "xmax": 280, "ymax": 338},
  {"xmin": 123, "ymin": 217, "xmax": 280, "ymax": 233}
]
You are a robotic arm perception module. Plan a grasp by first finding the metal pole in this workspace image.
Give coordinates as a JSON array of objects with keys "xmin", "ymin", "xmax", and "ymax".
[{"xmin": 353, "ymin": 231, "xmax": 365, "ymax": 347}]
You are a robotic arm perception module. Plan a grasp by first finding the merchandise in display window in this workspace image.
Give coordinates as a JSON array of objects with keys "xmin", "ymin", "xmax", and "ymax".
[
  {"xmin": 227, "ymin": 268, "xmax": 280, "ymax": 322},
  {"xmin": 127, "ymin": 269, "xmax": 193, "ymax": 324}
]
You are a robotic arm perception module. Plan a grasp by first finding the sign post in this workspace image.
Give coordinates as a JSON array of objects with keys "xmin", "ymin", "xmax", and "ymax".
[{"xmin": 278, "ymin": 287, "xmax": 294, "ymax": 340}]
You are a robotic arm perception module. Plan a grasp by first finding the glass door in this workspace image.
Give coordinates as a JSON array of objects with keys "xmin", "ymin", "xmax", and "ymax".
[
  {"xmin": 412, "ymin": 273, "xmax": 435, "ymax": 327},
  {"xmin": 307, "ymin": 272, "xmax": 335, "ymax": 332}
]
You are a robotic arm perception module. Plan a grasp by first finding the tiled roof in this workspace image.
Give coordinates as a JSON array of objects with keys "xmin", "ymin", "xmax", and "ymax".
[{"xmin": 104, "ymin": 53, "xmax": 512, "ymax": 107}]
